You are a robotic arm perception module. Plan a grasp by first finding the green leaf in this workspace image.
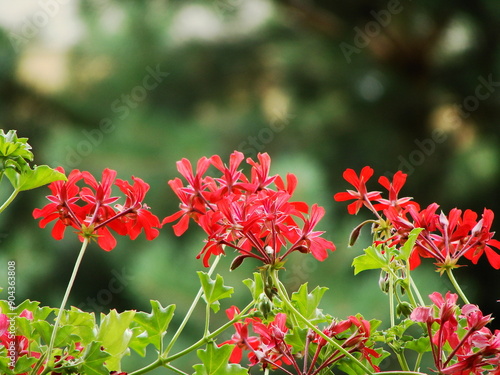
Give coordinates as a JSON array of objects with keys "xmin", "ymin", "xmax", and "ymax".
[
  {"xmin": 396, "ymin": 228, "xmax": 424, "ymax": 262},
  {"xmin": 13, "ymin": 355, "xmax": 38, "ymax": 374},
  {"xmin": 197, "ymin": 272, "xmax": 234, "ymax": 313},
  {"xmin": 0, "ymin": 129, "xmax": 33, "ymax": 163},
  {"xmin": 32, "ymin": 320, "xmax": 53, "ymax": 345},
  {"xmin": 290, "ymin": 283, "xmax": 329, "ymax": 325},
  {"xmin": 352, "ymin": 245, "xmax": 387, "ymax": 275},
  {"xmin": 133, "ymin": 300, "xmax": 175, "ymax": 350},
  {"xmin": 285, "ymin": 327, "xmax": 308, "ymax": 354},
  {"xmin": 193, "ymin": 342, "xmax": 248, "ymax": 375},
  {"xmin": 97, "ymin": 309, "xmax": 135, "ymax": 372},
  {"xmin": 128, "ymin": 326, "xmax": 150, "ymax": 357},
  {"xmin": 405, "ymin": 335, "xmax": 431, "ymax": 353},
  {"xmin": 243, "ymin": 272, "xmax": 264, "ymax": 301},
  {"xmin": 81, "ymin": 341, "xmax": 111, "ymax": 375},
  {"xmin": 5, "ymin": 165, "xmax": 66, "ymax": 191},
  {"xmin": 32, "ymin": 320, "xmax": 78, "ymax": 348},
  {"xmin": 59, "ymin": 307, "xmax": 97, "ymax": 345}
]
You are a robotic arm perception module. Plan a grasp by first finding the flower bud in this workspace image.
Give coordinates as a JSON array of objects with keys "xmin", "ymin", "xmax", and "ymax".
[
  {"xmin": 379, "ymin": 271, "xmax": 390, "ymax": 294},
  {"xmin": 396, "ymin": 301, "xmax": 413, "ymax": 318}
]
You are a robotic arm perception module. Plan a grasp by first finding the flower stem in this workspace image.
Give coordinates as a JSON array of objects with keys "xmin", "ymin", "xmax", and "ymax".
[
  {"xmin": 162, "ymin": 255, "xmax": 222, "ymax": 357},
  {"xmin": 36, "ymin": 238, "xmax": 90, "ymax": 375},
  {"xmin": 270, "ymin": 270, "xmax": 374, "ymax": 375},
  {"xmin": 0, "ymin": 188, "xmax": 19, "ymax": 214},
  {"xmin": 389, "ymin": 273, "xmax": 395, "ymax": 327},
  {"xmin": 409, "ymin": 276, "xmax": 425, "ymax": 306},
  {"xmin": 446, "ymin": 269, "xmax": 470, "ymax": 304}
]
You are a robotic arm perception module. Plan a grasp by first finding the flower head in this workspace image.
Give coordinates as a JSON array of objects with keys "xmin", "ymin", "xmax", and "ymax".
[
  {"xmin": 33, "ymin": 168, "xmax": 160, "ymax": 251},
  {"xmin": 164, "ymin": 151, "xmax": 335, "ymax": 268}
]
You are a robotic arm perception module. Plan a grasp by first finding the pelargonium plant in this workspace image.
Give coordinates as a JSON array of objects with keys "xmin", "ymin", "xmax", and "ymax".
[{"xmin": 0, "ymin": 130, "xmax": 499, "ymax": 375}]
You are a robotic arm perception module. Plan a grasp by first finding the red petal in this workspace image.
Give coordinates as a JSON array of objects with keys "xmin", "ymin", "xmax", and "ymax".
[
  {"xmin": 172, "ymin": 215, "xmax": 190, "ymax": 236},
  {"xmin": 485, "ymin": 246, "xmax": 500, "ymax": 269}
]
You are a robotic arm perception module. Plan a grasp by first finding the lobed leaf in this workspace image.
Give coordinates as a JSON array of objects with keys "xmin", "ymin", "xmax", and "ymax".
[
  {"xmin": 193, "ymin": 342, "xmax": 248, "ymax": 375},
  {"xmin": 197, "ymin": 272, "xmax": 234, "ymax": 313}
]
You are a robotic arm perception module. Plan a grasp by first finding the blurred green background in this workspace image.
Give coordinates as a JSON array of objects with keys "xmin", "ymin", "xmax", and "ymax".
[{"xmin": 1, "ymin": 0, "xmax": 500, "ymax": 373}]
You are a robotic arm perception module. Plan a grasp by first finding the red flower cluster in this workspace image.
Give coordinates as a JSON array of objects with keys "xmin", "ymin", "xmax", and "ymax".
[
  {"xmin": 411, "ymin": 292, "xmax": 500, "ymax": 374},
  {"xmin": 313, "ymin": 315, "xmax": 382, "ymax": 372},
  {"xmin": 221, "ymin": 307, "xmax": 380, "ymax": 373},
  {"xmin": 163, "ymin": 151, "xmax": 335, "ymax": 267},
  {"xmin": 33, "ymin": 168, "xmax": 161, "ymax": 251},
  {"xmin": 334, "ymin": 167, "xmax": 500, "ymax": 270},
  {"xmin": 221, "ymin": 306, "xmax": 293, "ymax": 370}
]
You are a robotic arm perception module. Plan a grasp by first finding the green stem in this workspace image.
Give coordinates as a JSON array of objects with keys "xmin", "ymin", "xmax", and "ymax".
[
  {"xmin": 270, "ymin": 270, "xmax": 374, "ymax": 375},
  {"xmin": 36, "ymin": 238, "xmax": 90, "ymax": 375},
  {"xmin": 204, "ymin": 302, "xmax": 211, "ymax": 337},
  {"xmin": 0, "ymin": 188, "xmax": 19, "ymax": 214},
  {"xmin": 164, "ymin": 363, "xmax": 189, "ymax": 375},
  {"xmin": 413, "ymin": 352, "xmax": 424, "ymax": 372},
  {"xmin": 389, "ymin": 273, "xmax": 395, "ymax": 327},
  {"xmin": 446, "ymin": 269, "xmax": 470, "ymax": 304},
  {"xmin": 395, "ymin": 350, "xmax": 410, "ymax": 372},
  {"xmin": 163, "ymin": 255, "xmax": 222, "ymax": 357},
  {"xmin": 409, "ymin": 276, "xmax": 425, "ymax": 306}
]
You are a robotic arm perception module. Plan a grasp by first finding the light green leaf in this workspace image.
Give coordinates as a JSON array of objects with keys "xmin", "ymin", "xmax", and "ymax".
[
  {"xmin": 396, "ymin": 228, "xmax": 424, "ymax": 261},
  {"xmin": 81, "ymin": 341, "xmax": 111, "ymax": 375},
  {"xmin": 97, "ymin": 309, "xmax": 135, "ymax": 371},
  {"xmin": 193, "ymin": 342, "xmax": 248, "ymax": 375},
  {"xmin": 243, "ymin": 272, "xmax": 264, "ymax": 301},
  {"xmin": 198, "ymin": 272, "xmax": 234, "ymax": 313},
  {"xmin": 59, "ymin": 308, "xmax": 97, "ymax": 345},
  {"xmin": 352, "ymin": 245, "xmax": 387, "ymax": 275},
  {"xmin": 133, "ymin": 300, "xmax": 175, "ymax": 350},
  {"xmin": 404, "ymin": 336, "xmax": 431, "ymax": 353},
  {"xmin": 285, "ymin": 327, "xmax": 308, "ymax": 354},
  {"xmin": 290, "ymin": 283, "xmax": 329, "ymax": 325},
  {"xmin": 128, "ymin": 326, "xmax": 150, "ymax": 357},
  {"xmin": 13, "ymin": 356, "xmax": 38, "ymax": 374},
  {"xmin": 5, "ymin": 165, "xmax": 66, "ymax": 191}
]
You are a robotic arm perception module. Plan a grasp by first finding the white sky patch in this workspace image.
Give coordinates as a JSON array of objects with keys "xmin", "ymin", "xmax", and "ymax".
[
  {"xmin": 170, "ymin": 5, "xmax": 224, "ymax": 43},
  {"xmin": 0, "ymin": 0, "xmax": 85, "ymax": 50},
  {"xmin": 170, "ymin": 0, "xmax": 274, "ymax": 44},
  {"xmin": 232, "ymin": 0, "xmax": 273, "ymax": 34},
  {"xmin": 99, "ymin": 3, "xmax": 126, "ymax": 35}
]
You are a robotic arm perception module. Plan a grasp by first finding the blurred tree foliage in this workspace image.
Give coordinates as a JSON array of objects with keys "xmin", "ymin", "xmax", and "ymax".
[{"xmin": 1, "ymin": 0, "xmax": 500, "ymax": 372}]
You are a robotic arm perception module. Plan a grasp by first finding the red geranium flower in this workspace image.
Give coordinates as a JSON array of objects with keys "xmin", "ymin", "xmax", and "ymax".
[
  {"xmin": 220, "ymin": 306, "xmax": 261, "ymax": 364},
  {"xmin": 32, "ymin": 167, "xmax": 84, "ymax": 240},
  {"xmin": 334, "ymin": 167, "xmax": 382, "ymax": 215},
  {"xmin": 115, "ymin": 176, "xmax": 161, "ymax": 241},
  {"xmin": 33, "ymin": 168, "xmax": 160, "ymax": 251}
]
